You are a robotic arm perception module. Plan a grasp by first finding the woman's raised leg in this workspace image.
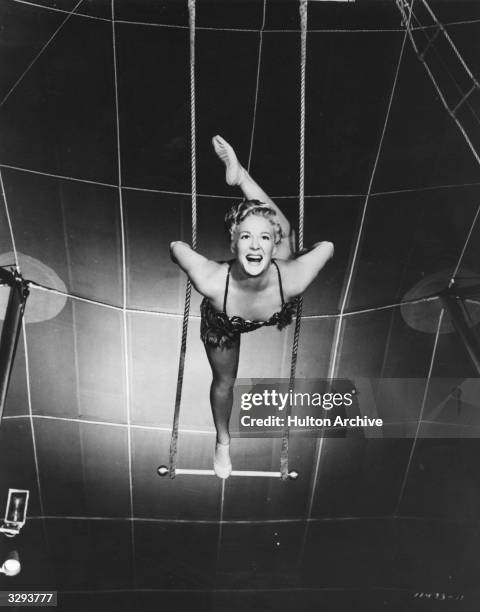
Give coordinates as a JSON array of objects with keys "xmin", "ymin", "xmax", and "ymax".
[
  {"xmin": 212, "ymin": 135, "xmax": 274, "ymax": 202},
  {"xmin": 212, "ymin": 135, "xmax": 294, "ymax": 258}
]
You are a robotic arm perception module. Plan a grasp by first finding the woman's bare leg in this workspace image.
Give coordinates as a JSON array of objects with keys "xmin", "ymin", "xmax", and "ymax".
[
  {"xmin": 214, "ymin": 142, "xmax": 274, "ymax": 204},
  {"xmin": 212, "ymin": 136, "xmax": 291, "ymax": 232},
  {"xmin": 205, "ymin": 338, "xmax": 240, "ymax": 478}
]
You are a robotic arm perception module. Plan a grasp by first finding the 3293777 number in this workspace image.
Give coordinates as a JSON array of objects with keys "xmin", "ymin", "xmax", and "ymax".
[{"xmin": 0, "ymin": 591, "xmax": 57, "ymax": 607}]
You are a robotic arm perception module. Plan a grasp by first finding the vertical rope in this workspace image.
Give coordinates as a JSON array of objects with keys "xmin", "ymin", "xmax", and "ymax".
[
  {"xmin": 169, "ymin": 0, "xmax": 197, "ymax": 478},
  {"xmin": 280, "ymin": 0, "xmax": 307, "ymax": 480},
  {"xmin": 298, "ymin": 0, "xmax": 307, "ymax": 253},
  {"xmin": 247, "ymin": 0, "xmax": 267, "ymax": 173},
  {"xmin": 111, "ymin": 0, "xmax": 136, "ymax": 585},
  {"xmin": 189, "ymin": 0, "xmax": 197, "ymax": 249}
]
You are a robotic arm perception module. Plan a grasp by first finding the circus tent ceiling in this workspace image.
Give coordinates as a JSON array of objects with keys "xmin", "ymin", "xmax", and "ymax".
[{"xmin": 0, "ymin": 0, "xmax": 479, "ymax": 609}]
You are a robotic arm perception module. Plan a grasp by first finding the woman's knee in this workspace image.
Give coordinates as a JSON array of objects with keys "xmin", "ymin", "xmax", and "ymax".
[{"xmin": 212, "ymin": 375, "xmax": 236, "ymax": 394}]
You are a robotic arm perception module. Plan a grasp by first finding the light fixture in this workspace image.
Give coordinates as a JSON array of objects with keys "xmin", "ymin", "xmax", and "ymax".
[
  {"xmin": 0, "ymin": 489, "xmax": 29, "ymax": 537},
  {"xmin": 0, "ymin": 551, "xmax": 20, "ymax": 577}
]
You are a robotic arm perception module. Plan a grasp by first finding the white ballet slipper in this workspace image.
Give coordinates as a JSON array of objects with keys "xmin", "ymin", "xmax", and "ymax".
[
  {"xmin": 212, "ymin": 135, "xmax": 245, "ymax": 186},
  {"xmin": 213, "ymin": 441, "xmax": 232, "ymax": 479}
]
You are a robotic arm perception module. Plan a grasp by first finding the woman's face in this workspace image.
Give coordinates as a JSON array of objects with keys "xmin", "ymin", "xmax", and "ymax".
[{"xmin": 232, "ymin": 214, "xmax": 276, "ymax": 276}]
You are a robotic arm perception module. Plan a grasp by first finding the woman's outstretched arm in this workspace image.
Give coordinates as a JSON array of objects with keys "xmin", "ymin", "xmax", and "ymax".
[
  {"xmin": 170, "ymin": 241, "xmax": 221, "ymax": 298},
  {"xmin": 282, "ymin": 241, "xmax": 334, "ymax": 298}
]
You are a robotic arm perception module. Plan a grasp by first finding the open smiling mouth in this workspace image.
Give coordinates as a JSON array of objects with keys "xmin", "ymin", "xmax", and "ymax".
[{"xmin": 246, "ymin": 254, "xmax": 263, "ymax": 264}]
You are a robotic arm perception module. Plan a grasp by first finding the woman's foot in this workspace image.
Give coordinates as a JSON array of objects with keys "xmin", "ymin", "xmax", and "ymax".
[
  {"xmin": 212, "ymin": 135, "xmax": 245, "ymax": 186},
  {"xmin": 213, "ymin": 440, "xmax": 232, "ymax": 479}
]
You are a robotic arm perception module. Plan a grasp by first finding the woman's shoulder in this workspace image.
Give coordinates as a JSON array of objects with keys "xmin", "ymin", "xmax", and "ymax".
[
  {"xmin": 274, "ymin": 242, "xmax": 333, "ymax": 298},
  {"xmin": 272, "ymin": 257, "xmax": 293, "ymax": 279},
  {"xmin": 272, "ymin": 258, "xmax": 304, "ymax": 301},
  {"xmin": 198, "ymin": 260, "xmax": 229, "ymax": 300}
]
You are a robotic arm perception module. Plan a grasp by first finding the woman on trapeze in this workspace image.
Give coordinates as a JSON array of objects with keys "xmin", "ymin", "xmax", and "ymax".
[{"xmin": 170, "ymin": 135, "xmax": 333, "ymax": 479}]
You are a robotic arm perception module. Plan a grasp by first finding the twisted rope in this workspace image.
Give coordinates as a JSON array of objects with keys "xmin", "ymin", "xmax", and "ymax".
[
  {"xmin": 280, "ymin": 0, "xmax": 308, "ymax": 480},
  {"xmin": 169, "ymin": 0, "xmax": 197, "ymax": 478},
  {"xmin": 298, "ymin": 0, "xmax": 307, "ymax": 253},
  {"xmin": 189, "ymin": 0, "xmax": 197, "ymax": 249}
]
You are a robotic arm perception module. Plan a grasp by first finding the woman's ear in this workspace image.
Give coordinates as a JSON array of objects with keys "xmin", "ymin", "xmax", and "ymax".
[{"xmin": 230, "ymin": 240, "xmax": 236, "ymax": 254}]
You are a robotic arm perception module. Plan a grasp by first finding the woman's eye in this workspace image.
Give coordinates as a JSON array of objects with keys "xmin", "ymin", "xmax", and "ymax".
[
  {"xmin": 261, "ymin": 235, "xmax": 270, "ymax": 241},
  {"xmin": 240, "ymin": 234, "xmax": 249, "ymax": 239}
]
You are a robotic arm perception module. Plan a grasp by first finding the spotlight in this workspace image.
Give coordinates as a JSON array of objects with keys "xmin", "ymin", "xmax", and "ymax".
[
  {"xmin": 0, "ymin": 551, "xmax": 20, "ymax": 577},
  {"xmin": 0, "ymin": 489, "xmax": 29, "ymax": 537}
]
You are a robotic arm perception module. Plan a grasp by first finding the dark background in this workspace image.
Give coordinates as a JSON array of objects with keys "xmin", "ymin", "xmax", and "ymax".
[{"xmin": 0, "ymin": 0, "xmax": 480, "ymax": 609}]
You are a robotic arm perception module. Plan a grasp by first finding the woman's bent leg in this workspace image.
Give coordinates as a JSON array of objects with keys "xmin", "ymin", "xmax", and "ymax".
[
  {"xmin": 212, "ymin": 135, "xmax": 276, "ymax": 205},
  {"xmin": 212, "ymin": 135, "xmax": 293, "ymax": 258}
]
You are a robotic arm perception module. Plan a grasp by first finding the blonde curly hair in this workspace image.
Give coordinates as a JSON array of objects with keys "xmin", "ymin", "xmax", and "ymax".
[{"xmin": 224, "ymin": 200, "xmax": 283, "ymax": 245}]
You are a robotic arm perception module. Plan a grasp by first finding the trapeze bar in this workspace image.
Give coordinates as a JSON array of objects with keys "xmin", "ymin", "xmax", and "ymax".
[{"xmin": 157, "ymin": 466, "xmax": 299, "ymax": 479}]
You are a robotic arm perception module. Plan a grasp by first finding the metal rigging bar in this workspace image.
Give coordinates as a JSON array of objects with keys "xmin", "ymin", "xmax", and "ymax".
[
  {"xmin": 0, "ymin": 268, "xmax": 29, "ymax": 424},
  {"xmin": 440, "ymin": 285, "xmax": 480, "ymax": 377},
  {"xmin": 417, "ymin": 25, "xmax": 441, "ymax": 62},
  {"xmin": 395, "ymin": 0, "xmax": 480, "ymax": 122}
]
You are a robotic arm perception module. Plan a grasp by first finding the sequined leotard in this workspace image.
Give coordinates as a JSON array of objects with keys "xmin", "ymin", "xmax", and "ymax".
[{"xmin": 200, "ymin": 260, "xmax": 297, "ymax": 349}]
